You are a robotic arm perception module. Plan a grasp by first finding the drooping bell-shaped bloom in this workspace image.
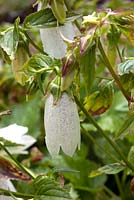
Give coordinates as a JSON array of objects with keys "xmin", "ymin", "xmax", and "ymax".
[
  {"xmin": 44, "ymin": 93, "xmax": 80, "ymax": 157},
  {"xmin": 38, "ymin": 3, "xmax": 78, "ymax": 58},
  {"xmin": 0, "ymin": 124, "xmax": 36, "ymax": 154},
  {"xmin": 40, "ymin": 23, "xmax": 77, "ymax": 58}
]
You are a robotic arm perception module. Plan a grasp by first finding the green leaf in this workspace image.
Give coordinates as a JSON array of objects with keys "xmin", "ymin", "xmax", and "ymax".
[
  {"xmin": 23, "ymin": 53, "xmax": 53, "ymax": 73},
  {"xmin": 89, "ymin": 163, "xmax": 126, "ymax": 177},
  {"xmin": 24, "ymin": 8, "xmax": 57, "ymax": 29},
  {"xmin": 0, "ymin": 93, "xmax": 41, "ymax": 138},
  {"xmin": 63, "ymin": 153, "xmax": 107, "ymax": 189},
  {"xmin": 89, "ymin": 170, "xmax": 103, "ymax": 178},
  {"xmin": 128, "ymin": 146, "xmax": 134, "ymax": 166},
  {"xmin": 24, "ymin": 8, "xmax": 80, "ymax": 29},
  {"xmin": 107, "ymin": 26, "xmax": 120, "ymax": 66},
  {"xmin": 13, "ymin": 17, "xmax": 20, "ymax": 54},
  {"xmin": 33, "ymin": 175, "xmax": 70, "ymax": 199},
  {"xmin": 0, "ymin": 137, "xmax": 22, "ymax": 147},
  {"xmin": 115, "ymin": 111, "xmax": 134, "ymax": 139},
  {"xmin": 97, "ymin": 91, "xmax": 128, "ymax": 133},
  {"xmin": 0, "ymin": 18, "xmax": 20, "ymax": 60},
  {"xmin": 118, "ymin": 60, "xmax": 134, "ymax": 75},
  {"xmin": 51, "ymin": 0, "xmax": 66, "ymax": 24},
  {"xmin": 53, "ymin": 167, "xmax": 80, "ymax": 173},
  {"xmin": 119, "ymin": 74, "xmax": 134, "ymax": 91},
  {"xmin": 12, "ymin": 45, "xmax": 29, "ymax": 86},
  {"xmin": 34, "ymin": 196, "xmax": 69, "ymax": 200},
  {"xmin": 79, "ymin": 44, "xmax": 96, "ymax": 94},
  {"xmin": 84, "ymin": 82, "xmax": 113, "ymax": 115},
  {"xmin": 118, "ymin": 60, "xmax": 134, "ymax": 91},
  {"xmin": 0, "ymin": 27, "xmax": 19, "ymax": 60},
  {"xmin": 118, "ymin": 26, "xmax": 134, "ymax": 45},
  {"xmin": 98, "ymin": 163, "xmax": 126, "ymax": 174}
]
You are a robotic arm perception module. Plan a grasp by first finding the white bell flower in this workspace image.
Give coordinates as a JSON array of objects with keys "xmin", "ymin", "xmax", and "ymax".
[
  {"xmin": 44, "ymin": 93, "xmax": 80, "ymax": 157},
  {"xmin": 38, "ymin": 3, "xmax": 78, "ymax": 59},
  {"xmin": 40, "ymin": 23, "xmax": 77, "ymax": 58},
  {"xmin": 0, "ymin": 124, "xmax": 36, "ymax": 200},
  {"xmin": 0, "ymin": 124, "xmax": 36, "ymax": 154}
]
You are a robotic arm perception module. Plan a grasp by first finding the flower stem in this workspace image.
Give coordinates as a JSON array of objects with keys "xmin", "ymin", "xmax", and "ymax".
[
  {"xmin": 64, "ymin": 0, "xmax": 81, "ymax": 31},
  {"xmin": 98, "ymin": 39, "xmax": 130, "ymax": 102},
  {"xmin": 114, "ymin": 174, "xmax": 125, "ymax": 200},
  {"xmin": 103, "ymin": 185, "xmax": 119, "ymax": 198},
  {"xmin": 0, "ymin": 142, "xmax": 35, "ymax": 179},
  {"xmin": 74, "ymin": 95, "xmax": 134, "ymax": 172},
  {"xmin": 21, "ymin": 29, "xmax": 47, "ymax": 55},
  {"xmin": 0, "ymin": 188, "xmax": 33, "ymax": 199},
  {"xmin": 81, "ymin": 125, "xmax": 119, "ymax": 162},
  {"xmin": 116, "ymin": 44, "xmax": 123, "ymax": 63}
]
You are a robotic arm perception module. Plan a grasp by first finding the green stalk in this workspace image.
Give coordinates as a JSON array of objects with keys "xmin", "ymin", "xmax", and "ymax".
[
  {"xmin": 0, "ymin": 188, "xmax": 33, "ymax": 199},
  {"xmin": 0, "ymin": 142, "xmax": 35, "ymax": 179},
  {"xmin": 81, "ymin": 125, "xmax": 119, "ymax": 163},
  {"xmin": 21, "ymin": 29, "xmax": 47, "ymax": 55},
  {"xmin": 116, "ymin": 44, "xmax": 123, "ymax": 63},
  {"xmin": 64, "ymin": 0, "xmax": 81, "ymax": 31},
  {"xmin": 98, "ymin": 39, "xmax": 130, "ymax": 102},
  {"xmin": 114, "ymin": 174, "xmax": 125, "ymax": 200},
  {"xmin": 103, "ymin": 186, "xmax": 119, "ymax": 198},
  {"xmin": 74, "ymin": 95, "xmax": 134, "ymax": 172}
]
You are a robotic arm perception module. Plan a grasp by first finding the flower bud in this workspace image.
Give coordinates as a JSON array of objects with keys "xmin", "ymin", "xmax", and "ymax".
[{"xmin": 44, "ymin": 93, "xmax": 80, "ymax": 156}]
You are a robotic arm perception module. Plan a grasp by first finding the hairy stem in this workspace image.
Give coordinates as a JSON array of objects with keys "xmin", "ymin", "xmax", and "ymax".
[
  {"xmin": 98, "ymin": 39, "xmax": 130, "ymax": 102},
  {"xmin": 81, "ymin": 125, "xmax": 119, "ymax": 162},
  {"xmin": 0, "ymin": 188, "xmax": 33, "ymax": 199},
  {"xmin": 74, "ymin": 95, "xmax": 134, "ymax": 172},
  {"xmin": 114, "ymin": 174, "xmax": 125, "ymax": 200},
  {"xmin": 0, "ymin": 142, "xmax": 35, "ymax": 179},
  {"xmin": 22, "ymin": 29, "xmax": 47, "ymax": 55}
]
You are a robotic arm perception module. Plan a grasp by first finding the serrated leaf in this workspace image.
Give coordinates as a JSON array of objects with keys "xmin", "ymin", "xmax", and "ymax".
[
  {"xmin": 118, "ymin": 60, "xmax": 134, "ymax": 75},
  {"xmin": 80, "ymin": 44, "xmax": 96, "ymax": 94},
  {"xmin": 33, "ymin": 175, "xmax": 70, "ymax": 199},
  {"xmin": 115, "ymin": 111, "xmax": 134, "ymax": 139},
  {"xmin": 89, "ymin": 163, "xmax": 126, "ymax": 177}
]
